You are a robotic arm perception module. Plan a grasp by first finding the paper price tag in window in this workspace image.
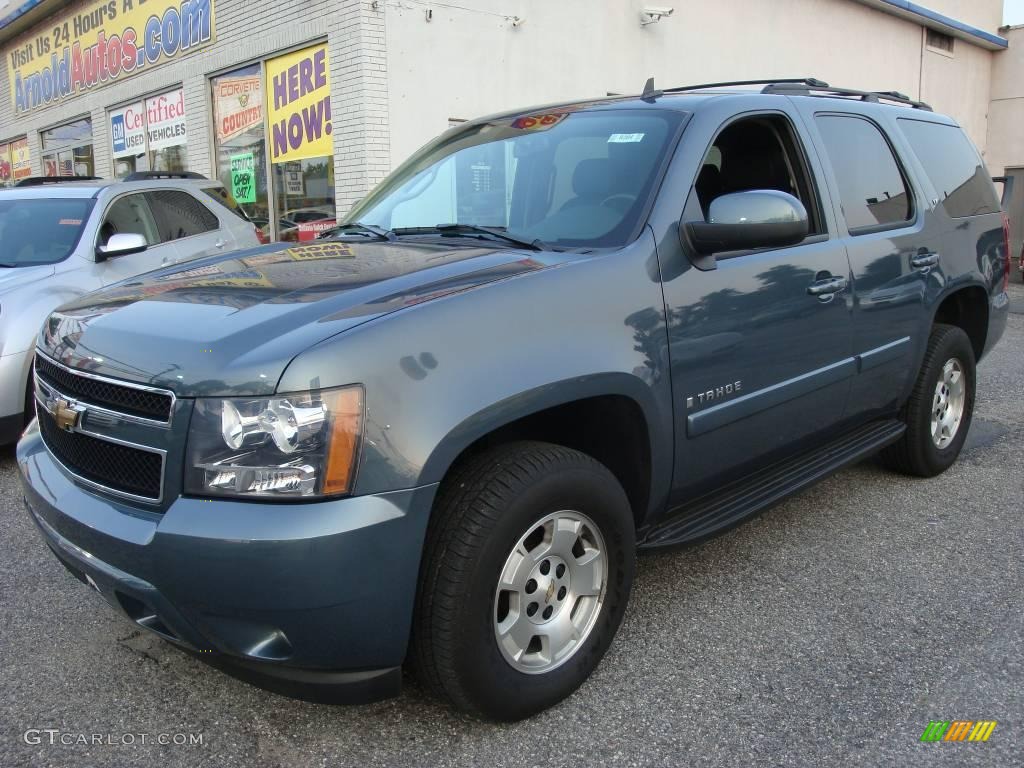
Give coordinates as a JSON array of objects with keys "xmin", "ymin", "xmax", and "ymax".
[{"xmin": 608, "ymin": 133, "xmax": 645, "ymax": 143}]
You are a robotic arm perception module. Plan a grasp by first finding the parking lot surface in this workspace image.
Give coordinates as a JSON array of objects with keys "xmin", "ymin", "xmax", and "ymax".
[{"xmin": 2, "ymin": 284, "xmax": 1022, "ymax": 768}]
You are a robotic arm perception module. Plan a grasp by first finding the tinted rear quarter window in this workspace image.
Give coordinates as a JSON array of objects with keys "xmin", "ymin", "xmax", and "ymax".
[
  {"xmin": 145, "ymin": 190, "xmax": 219, "ymax": 242},
  {"xmin": 202, "ymin": 186, "xmax": 251, "ymax": 221},
  {"xmin": 815, "ymin": 115, "xmax": 912, "ymax": 232},
  {"xmin": 897, "ymin": 119, "xmax": 999, "ymax": 217}
]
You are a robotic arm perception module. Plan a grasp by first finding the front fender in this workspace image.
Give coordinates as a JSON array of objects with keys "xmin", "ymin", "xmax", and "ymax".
[{"xmin": 277, "ymin": 231, "xmax": 675, "ymax": 518}]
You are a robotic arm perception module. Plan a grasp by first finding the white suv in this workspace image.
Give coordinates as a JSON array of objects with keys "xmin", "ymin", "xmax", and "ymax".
[{"xmin": 0, "ymin": 173, "xmax": 261, "ymax": 444}]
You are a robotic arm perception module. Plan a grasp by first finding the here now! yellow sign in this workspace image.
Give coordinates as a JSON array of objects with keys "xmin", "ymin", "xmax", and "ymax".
[{"xmin": 266, "ymin": 43, "xmax": 332, "ymax": 164}]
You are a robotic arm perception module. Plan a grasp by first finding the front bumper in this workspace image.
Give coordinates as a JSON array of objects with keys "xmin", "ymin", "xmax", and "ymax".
[{"xmin": 18, "ymin": 423, "xmax": 438, "ymax": 703}]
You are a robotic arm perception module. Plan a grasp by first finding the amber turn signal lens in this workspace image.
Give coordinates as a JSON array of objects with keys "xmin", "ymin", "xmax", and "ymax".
[{"xmin": 322, "ymin": 386, "xmax": 364, "ymax": 495}]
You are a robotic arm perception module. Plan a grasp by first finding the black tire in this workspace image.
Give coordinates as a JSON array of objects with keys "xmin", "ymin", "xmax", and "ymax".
[
  {"xmin": 412, "ymin": 441, "xmax": 635, "ymax": 720},
  {"xmin": 879, "ymin": 323, "xmax": 976, "ymax": 477}
]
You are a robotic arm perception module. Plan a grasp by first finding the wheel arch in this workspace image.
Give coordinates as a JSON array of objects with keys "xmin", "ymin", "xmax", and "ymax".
[
  {"xmin": 420, "ymin": 373, "xmax": 667, "ymax": 529},
  {"xmin": 930, "ymin": 283, "xmax": 989, "ymax": 362}
]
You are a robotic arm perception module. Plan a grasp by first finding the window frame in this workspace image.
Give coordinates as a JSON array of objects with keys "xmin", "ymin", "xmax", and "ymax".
[
  {"xmin": 682, "ymin": 109, "xmax": 830, "ymax": 263},
  {"xmin": 94, "ymin": 191, "xmax": 163, "ymax": 251},
  {"xmin": 813, "ymin": 111, "xmax": 919, "ymax": 238}
]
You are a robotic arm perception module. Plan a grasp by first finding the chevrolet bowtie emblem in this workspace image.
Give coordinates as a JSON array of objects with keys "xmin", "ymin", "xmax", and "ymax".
[{"xmin": 52, "ymin": 398, "xmax": 83, "ymax": 432}]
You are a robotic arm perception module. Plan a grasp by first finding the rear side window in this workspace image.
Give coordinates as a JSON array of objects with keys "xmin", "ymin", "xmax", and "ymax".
[
  {"xmin": 144, "ymin": 190, "xmax": 219, "ymax": 242},
  {"xmin": 201, "ymin": 186, "xmax": 250, "ymax": 221},
  {"xmin": 897, "ymin": 119, "xmax": 1000, "ymax": 217},
  {"xmin": 816, "ymin": 115, "xmax": 912, "ymax": 232}
]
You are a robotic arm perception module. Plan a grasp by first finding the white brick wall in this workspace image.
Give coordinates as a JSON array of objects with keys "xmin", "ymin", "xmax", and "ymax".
[{"xmin": 0, "ymin": 0, "xmax": 389, "ymax": 211}]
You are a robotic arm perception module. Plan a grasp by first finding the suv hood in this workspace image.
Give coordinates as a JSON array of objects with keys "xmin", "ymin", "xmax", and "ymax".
[
  {"xmin": 0, "ymin": 264, "xmax": 56, "ymax": 295},
  {"xmin": 40, "ymin": 239, "xmax": 559, "ymax": 396}
]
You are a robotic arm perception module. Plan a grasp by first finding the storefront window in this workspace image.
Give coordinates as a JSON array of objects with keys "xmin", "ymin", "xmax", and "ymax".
[
  {"xmin": 212, "ymin": 64, "xmax": 269, "ymax": 235},
  {"xmin": 267, "ymin": 43, "xmax": 335, "ymax": 241},
  {"xmin": 273, "ymin": 159, "xmax": 336, "ymax": 241},
  {"xmin": 146, "ymin": 90, "xmax": 189, "ymax": 172},
  {"xmin": 109, "ymin": 90, "xmax": 188, "ymax": 180},
  {"xmin": 110, "ymin": 102, "xmax": 148, "ymax": 179},
  {"xmin": 41, "ymin": 118, "xmax": 94, "ymax": 177}
]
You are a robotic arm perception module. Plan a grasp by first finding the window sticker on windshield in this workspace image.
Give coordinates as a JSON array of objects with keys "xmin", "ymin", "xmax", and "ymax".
[
  {"xmin": 58, "ymin": 218, "xmax": 82, "ymax": 225},
  {"xmin": 608, "ymin": 133, "xmax": 645, "ymax": 143}
]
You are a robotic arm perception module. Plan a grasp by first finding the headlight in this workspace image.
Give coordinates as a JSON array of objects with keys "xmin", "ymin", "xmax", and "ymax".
[{"xmin": 185, "ymin": 385, "xmax": 363, "ymax": 499}]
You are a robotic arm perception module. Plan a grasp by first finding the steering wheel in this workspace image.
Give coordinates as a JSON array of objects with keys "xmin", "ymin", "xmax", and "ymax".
[{"xmin": 601, "ymin": 194, "xmax": 637, "ymax": 213}]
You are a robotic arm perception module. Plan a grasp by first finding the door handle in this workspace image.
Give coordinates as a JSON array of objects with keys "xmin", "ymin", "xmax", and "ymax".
[
  {"xmin": 807, "ymin": 276, "xmax": 848, "ymax": 297},
  {"xmin": 911, "ymin": 252, "xmax": 939, "ymax": 269},
  {"xmin": 215, "ymin": 238, "xmax": 226, "ymax": 249}
]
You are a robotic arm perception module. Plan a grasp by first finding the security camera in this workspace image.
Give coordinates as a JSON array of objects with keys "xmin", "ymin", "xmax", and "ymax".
[{"xmin": 640, "ymin": 6, "xmax": 674, "ymax": 25}]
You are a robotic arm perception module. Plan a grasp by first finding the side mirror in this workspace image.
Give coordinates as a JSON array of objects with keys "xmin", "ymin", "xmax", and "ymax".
[
  {"xmin": 685, "ymin": 190, "xmax": 809, "ymax": 259},
  {"xmin": 96, "ymin": 232, "xmax": 148, "ymax": 261}
]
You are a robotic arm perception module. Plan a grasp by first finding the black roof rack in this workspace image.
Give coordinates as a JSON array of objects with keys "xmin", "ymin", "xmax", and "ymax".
[
  {"xmin": 639, "ymin": 76, "xmax": 933, "ymax": 111},
  {"xmin": 761, "ymin": 81, "xmax": 933, "ymax": 111},
  {"xmin": 123, "ymin": 171, "xmax": 207, "ymax": 181},
  {"xmin": 661, "ymin": 77, "xmax": 829, "ymax": 94},
  {"xmin": 15, "ymin": 175, "xmax": 102, "ymax": 187}
]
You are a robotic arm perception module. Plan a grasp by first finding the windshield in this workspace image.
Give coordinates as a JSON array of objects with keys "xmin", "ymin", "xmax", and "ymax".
[
  {"xmin": 0, "ymin": 198, "xmax": 94, "ymax": 266},
  {"xmin": 346, "ymin": 109, "xmax": 685, "ymax": 248}
]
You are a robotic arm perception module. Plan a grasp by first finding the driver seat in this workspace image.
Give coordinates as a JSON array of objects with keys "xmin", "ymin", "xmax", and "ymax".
[{"xmin": 560, "ymin": 158, "xmax": 611, "ymax": 212}]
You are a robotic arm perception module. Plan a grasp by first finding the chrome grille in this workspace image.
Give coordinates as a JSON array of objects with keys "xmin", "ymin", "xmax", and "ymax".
[
  {"xmin": 33, "ymin": 353, "xmax": 174, "ymax": 504},
  {"xmin": 35, "ymin": 355, "xmax": 173, "ymax": 422},
  {"xmin": 38, "ymin": 409, "xmax": 164, "ymax": 501}
]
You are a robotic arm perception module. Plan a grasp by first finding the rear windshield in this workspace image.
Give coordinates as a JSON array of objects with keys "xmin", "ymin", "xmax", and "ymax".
[
  {"xmin": 897, "ymin": 119, "xmax": 1000, "ymax": 217},
  {"xmin": 0, "ymin": 198, "xmax": 94, "ymax": 266},
  {"xmin": 346, "ymin": 109, "xmax": 685, "ymax": 248}
]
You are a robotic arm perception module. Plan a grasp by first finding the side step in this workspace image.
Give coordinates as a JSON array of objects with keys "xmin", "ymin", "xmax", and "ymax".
[{"xmin": 638, "ymin": 419, "xmax": 905, "ymax": 549}]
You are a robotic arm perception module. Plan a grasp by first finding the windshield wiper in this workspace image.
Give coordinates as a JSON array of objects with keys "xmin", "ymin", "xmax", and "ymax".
[
  {"xmin": 319, "ymin": 221, "xmax": 396, "ymax": 241},
  {"xmin": 0, "ymin": 262, "xmax": 20, "ymax": 267},
  {"xmin": 403, "ymin": 223, "xmax": 547, "ymax": 251}
]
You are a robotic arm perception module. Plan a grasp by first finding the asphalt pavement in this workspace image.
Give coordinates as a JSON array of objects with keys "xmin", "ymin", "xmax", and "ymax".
[{"xmin": 1, "ymin": 283, "xmax": 1022, "ymax": 768}]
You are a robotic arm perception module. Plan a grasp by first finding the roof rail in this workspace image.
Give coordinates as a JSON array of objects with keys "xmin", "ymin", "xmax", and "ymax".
[
  {"xmin": 639, "ymin": 76, "xmax": 933, "ymax": 111},
  {"xmin": 124, "ymin": 171, "xmax": 207, "ymax": 181},
  {"xmin": 659, "ymin": 77, "xmax": 829, "ymax": 95},
  {"xmin": 15, "ymin": 175, "xmax": 102, "ymax": 187},
  {"xmin": 761, "ymin": 81, "xmax": 933, "ymax": 111}
]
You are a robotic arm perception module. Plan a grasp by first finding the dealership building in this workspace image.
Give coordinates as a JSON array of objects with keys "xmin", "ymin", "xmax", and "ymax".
[{"xmin": 0, "ymin": 0, "xmax": 1022, "ymax": 243}]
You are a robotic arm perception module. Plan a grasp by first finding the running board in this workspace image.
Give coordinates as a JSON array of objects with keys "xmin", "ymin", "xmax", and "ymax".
[{"xmin": 638, "ymin": 419, "xmax": 905, "ymax": 549}]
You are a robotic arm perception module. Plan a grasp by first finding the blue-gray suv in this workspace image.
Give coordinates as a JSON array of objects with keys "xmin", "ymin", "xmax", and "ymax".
[{"xmin": 18, "ymin": 78, "xmax": 1010, "ymax": 720}]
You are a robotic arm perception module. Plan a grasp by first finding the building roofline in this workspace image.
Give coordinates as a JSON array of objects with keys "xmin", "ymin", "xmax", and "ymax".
[
  {"xmin": 0, "ymin": 0, "xmax": 72, "ymax": 45},
  {"xmin": 850, "ymin": 0, "xmax": 1008, "ymax": 50}
]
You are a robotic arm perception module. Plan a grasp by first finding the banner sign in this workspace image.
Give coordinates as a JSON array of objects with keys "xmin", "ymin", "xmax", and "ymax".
[
  {"xmin": 214, "ymin": 74, "xmax": 262, "ymax": 142},
  {"xmin": 0, "ymin": 144, "xmax": 10, "ymax": 184},
  {"xmin": 230, "ymin": 152, "xmax": 255, "ymax": 203},
  {"xmin": 12, "ymin": 138, "xmax": 32, "ymax": 180},
  {"xmin": 146, "ymin": 88, "xmax": 187, "ymax": 149},
  {"xmin": 297, "ymin": 219, "xmax": 336, "ymax": 241},
  {"xmin": 267, "ymin": 43, "xmax": 332, "ymax": 163},
  {"xmin": 5, "ymin": 0, "xmax": 216, "ymax": 115},
  {"xmin": 109, "ymin": 101, "xmax": 145, "ymax": 158}
]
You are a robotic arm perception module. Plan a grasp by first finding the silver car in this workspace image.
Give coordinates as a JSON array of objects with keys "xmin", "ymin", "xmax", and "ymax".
[{"xmin": 0, "ymin": 174, "xmax": 261, "ymax": 444}]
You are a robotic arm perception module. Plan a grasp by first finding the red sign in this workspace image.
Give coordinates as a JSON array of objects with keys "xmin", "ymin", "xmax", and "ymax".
[{"xmin": 297, "ymin": 219, "xmax": 337, "ymax": 241}]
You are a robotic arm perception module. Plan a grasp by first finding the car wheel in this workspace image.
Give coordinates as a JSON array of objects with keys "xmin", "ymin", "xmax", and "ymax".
[
  {"xmin": 879, "ymin": 323, "xmax": 976, "ymax": 477},
  {"xmin": 412, "ymin": 441, "xmax": 635, "ymax": 720}
]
